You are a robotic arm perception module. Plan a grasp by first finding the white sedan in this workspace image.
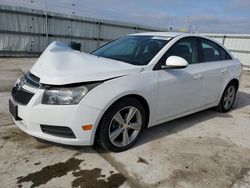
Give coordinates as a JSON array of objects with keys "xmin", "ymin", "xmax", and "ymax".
[{"xmin": 9, "ymin": 32, "xmax": 242, "ymax": 151}]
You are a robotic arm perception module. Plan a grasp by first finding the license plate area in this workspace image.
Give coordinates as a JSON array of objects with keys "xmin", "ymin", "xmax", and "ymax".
[{"xmin": 9, "ymin": 100, "xmax": 21, "ymax": 121}]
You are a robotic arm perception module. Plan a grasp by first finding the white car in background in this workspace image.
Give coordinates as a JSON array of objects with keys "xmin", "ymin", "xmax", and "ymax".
[{"xmin": 9, "ymin": 32, "xmax": 242, "ymax": 151}]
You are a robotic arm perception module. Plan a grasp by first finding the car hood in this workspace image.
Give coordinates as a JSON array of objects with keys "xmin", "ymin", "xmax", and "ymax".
[{"xmin": 30, "ymin": 41, "xmax": 143, "ymax": 85}]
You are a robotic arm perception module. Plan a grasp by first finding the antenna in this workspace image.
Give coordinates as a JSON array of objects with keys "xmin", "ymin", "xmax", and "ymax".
[{"xmin": 193, "ymin": 26, "xmax": 199, "ymax": 33}]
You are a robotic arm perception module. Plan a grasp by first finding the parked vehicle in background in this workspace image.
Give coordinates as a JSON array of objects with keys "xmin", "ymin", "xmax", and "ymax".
[{"xmin": 9, "ymin": 32, "xmax": 242, "ymax": 151}]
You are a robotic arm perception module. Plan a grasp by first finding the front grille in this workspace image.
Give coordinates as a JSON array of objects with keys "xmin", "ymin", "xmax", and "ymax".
[
  {"xmin": 40, "ymin": 125, "xmax": 76, "ymax": 139},
  {"xmin": 11, "ymin": 86, "xmax": 34, "ymax": 105},
  {"xmin": 24, "ymin": 72, "xmax": 40, "ymax": 88}
]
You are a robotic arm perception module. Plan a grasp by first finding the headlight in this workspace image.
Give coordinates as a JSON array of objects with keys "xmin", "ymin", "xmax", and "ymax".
[
  {"xmin": 42, "ymin": 83, "xmax": 101, "ymax": 105},
  {"xmin": 15, "ymin": 75, "xmax": 25, "ymax": 88}
]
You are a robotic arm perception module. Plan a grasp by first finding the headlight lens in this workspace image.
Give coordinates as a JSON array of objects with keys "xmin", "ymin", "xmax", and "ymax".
[
  {"xmin": 15, "ymin": 75, "xmax": 25, "ymax": 88},
  {"xmin": 42, "ymin": 83, "xmax": 101, "ymax": 105}
]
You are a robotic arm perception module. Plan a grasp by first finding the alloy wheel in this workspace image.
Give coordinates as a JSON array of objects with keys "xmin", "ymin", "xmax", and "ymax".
[
  {"xmin": 108, "ymin": 106, "xmax": 142, "ymax": 147},
  {"xmin": 223, "ymin": 85, "xmax": 236, "ymax": 110}
]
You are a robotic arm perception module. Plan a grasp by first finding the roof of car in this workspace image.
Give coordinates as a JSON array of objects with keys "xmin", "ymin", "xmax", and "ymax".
[
  {"xmin": 130, "ymin": 32, "xmax": 189, "ymax": 38},
  {"xmin": 130, "ymin": 32, "xmax": 232, "ymax": 56}
]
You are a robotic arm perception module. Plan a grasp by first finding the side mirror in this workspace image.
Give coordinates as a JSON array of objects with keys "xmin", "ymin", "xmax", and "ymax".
[{"xmin": 162, "ymin": 56, "xmax": 188, "ymax": 69}]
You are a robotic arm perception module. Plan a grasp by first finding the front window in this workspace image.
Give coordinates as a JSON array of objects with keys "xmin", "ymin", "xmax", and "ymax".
[
  {"xmin": 91, "ymin": 36, "xmax": 170, "ymax": 65},
  {"xmin": 159, "ymin": 37, "xmax": 198, "ymax": 65}
]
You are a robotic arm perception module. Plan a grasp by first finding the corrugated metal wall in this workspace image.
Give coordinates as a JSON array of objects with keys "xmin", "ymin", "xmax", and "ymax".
[{"xmin": 0, "ymin": 5, "xmax": 164, "ymax": 56}]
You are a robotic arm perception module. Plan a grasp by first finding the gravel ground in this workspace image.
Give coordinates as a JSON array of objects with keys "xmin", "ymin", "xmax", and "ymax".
[{"xmin": 0, "ymin": 58, "xmax": 250, "ymax": 188}]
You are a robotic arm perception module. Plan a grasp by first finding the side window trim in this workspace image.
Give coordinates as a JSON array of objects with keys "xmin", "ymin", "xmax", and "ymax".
[
  {"xmin": 196, "ymin": 37, "xmax": 203, "ymax": 63},
  {"xmin": 218, "ymin": 45, "xmax": 233, "ymax": 61},
  {"xmin": 153, "ymin": 36, "xmax": 199, "ymax": 70}
]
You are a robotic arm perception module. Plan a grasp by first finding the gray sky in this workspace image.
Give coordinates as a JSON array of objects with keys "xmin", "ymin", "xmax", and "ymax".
[{"xmin": 1, "ymin": 0, "xmax": 250, "ymax": 33}]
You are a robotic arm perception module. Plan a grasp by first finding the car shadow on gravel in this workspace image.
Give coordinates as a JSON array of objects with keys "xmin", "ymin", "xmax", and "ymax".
[
  {"xmin": 33, "ymin": 137, "xmax": 97, "ymax": 153},
  {"xmin": 234, "ymin": 91, "xmax": 250, "ymax": 109}
]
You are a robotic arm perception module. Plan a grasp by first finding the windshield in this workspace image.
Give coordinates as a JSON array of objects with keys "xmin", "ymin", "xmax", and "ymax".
[{"xmin": 91, "ymin": 35, "xmax": 170, "ymax": 65}]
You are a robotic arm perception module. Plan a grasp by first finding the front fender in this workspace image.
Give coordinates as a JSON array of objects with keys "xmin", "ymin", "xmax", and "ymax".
[
  {"xmin": 80, "ymin": 71, "xmax": 159, "ymax": 125},
  {"xmin": 77, "ymin": 71, "xmax": 159, "ymax": 143},
  {"xmin": 83, "ymin": 71, "xmax": 157, "ymax": 108}
]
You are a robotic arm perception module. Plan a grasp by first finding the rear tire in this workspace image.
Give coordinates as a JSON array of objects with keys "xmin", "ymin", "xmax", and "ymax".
[
  {"xmin": 216, "ymin": 83, "xmax": 237, "ymax": 112},
  {"xmin": 96, "ymin": 98, "xmax": 146, "ymax": 152}
]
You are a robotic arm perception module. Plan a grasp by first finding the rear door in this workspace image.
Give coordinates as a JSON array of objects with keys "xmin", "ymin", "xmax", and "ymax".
[{"xmin": 197, "ymin": 38, "xmax": 233, "ymax": 106}]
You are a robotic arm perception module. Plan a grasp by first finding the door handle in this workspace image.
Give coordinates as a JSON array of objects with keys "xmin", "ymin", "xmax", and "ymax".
[
  {"xmin": 221, "ymin": 68, "xmax": 228, "ymax": 73},
  {"xmin": 193, "ymin": 74, "xmax": 202, "ymax": 80}
]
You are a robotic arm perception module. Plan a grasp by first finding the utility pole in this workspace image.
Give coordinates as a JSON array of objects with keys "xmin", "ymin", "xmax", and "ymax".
[
  {"xmin": 45, "ymin": 0, "xmax": 49, "ymax": 46},
  {"xmin": 185, "ymin": 16, "xmax": 189, "ymax": 32}
]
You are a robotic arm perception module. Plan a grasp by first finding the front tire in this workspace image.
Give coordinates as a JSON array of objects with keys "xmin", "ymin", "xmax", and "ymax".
[
  {"xmin": 216, "ymin": 83, "xmax": 237, "ymax": 112},
  {"xmin": 96, "ymin": 98, "xmax": 146, "ymax": 152}
]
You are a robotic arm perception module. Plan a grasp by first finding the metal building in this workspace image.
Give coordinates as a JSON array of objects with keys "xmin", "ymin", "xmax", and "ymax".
[{"xmin": 0, "ymin": 4, "xmax": 164, "ymax": 56}]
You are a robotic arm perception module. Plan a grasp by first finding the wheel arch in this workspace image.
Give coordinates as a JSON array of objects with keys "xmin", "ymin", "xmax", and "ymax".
[
  {"xmin": 114, "ymin": 94, "xmax": 150, "ymax": 127},
  {"xmin": 100, "ymin": 94, "xmax": 150, "ymax": 127},
  {"xmin": 93, "ymin": 94, "xmax": 150, "ymax": 144},
  {"xmin": 218, "ymin": 78, "xmax": 239, "ymax": 105},
  {"xmin": 227, "ymin": 78, "xmax": 239, "ymax": 91},
  {"xmin": 216, "ymin": 78, "xmax": 239, "ymax": 112}
]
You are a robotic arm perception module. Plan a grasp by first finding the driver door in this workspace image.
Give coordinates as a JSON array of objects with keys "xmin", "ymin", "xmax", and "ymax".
[{"xmin": 155, "ymin": 37, "xmax": 204, "ymax": 122}]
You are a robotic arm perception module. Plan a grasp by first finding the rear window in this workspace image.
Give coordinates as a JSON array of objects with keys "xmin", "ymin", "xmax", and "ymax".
[{"xmin": 200, "ymin": 38, "xmax": 232, "ymax": 62}]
